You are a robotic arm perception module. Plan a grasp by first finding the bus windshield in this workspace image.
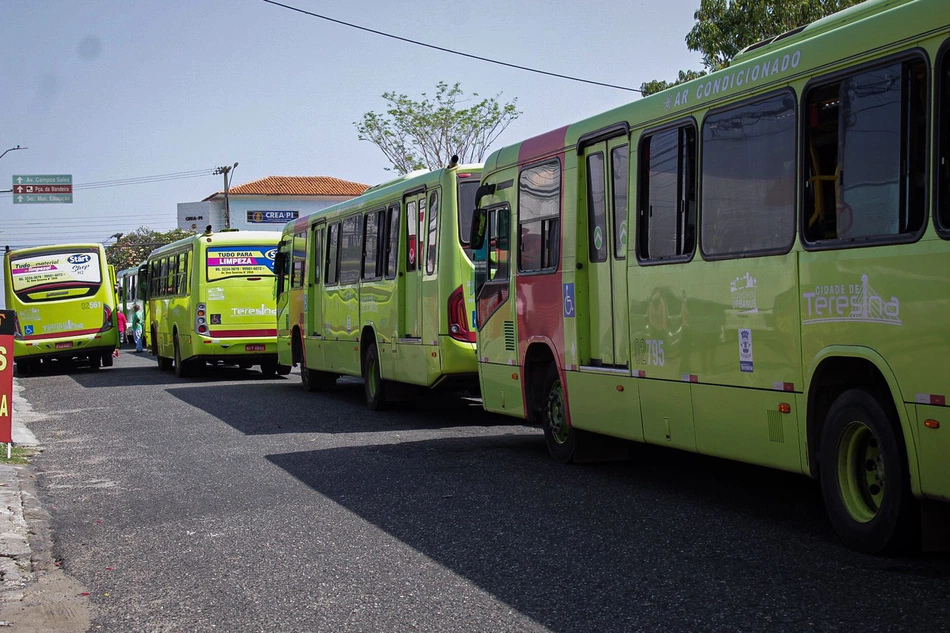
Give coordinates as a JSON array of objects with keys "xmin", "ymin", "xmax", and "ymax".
[
  {"xmin": 457, "ymin": 178, "xmax": 480, "ymax": 258},
  {"xmin": 10, "ymin": 248, "xmax": 103, "ymax": 301},
  {"xmin": 205, "ymin": 245, "xmax": 277, "ymax": 281}
]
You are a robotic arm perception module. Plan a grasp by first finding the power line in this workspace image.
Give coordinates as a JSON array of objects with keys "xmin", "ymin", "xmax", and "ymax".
[{"xmin": 261, "ymin": 0, "xmax": 642, "ymax": 93}]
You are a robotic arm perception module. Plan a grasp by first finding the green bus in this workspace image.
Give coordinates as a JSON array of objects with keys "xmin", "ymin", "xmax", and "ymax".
[
  {"xmin": 146, "ymin": 228, "xmax": 283, "ymax": 378},
  {"xmin": 4, "ymin": 242, "xmax": 119, "ymax": 374},
  {"xmin": 470, "ymin": 0, "xmax": 950, "ymax": 553},
  {"xmin": 276, "ymin": 161, "xmax": 481, "ymax": 409}
]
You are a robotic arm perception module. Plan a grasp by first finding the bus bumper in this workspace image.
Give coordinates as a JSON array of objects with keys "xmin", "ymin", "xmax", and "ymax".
[
  {"xmin": 188, "ymin": 334, "xmax": 278, "ymax": 365},
  {"xmin": 14, "ymin": 332, "xmax": 116, "ymax": 360}
]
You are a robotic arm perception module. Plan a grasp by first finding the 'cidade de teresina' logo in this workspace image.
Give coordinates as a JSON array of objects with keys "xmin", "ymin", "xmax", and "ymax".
[{"xmin": 802, "ymin": 274, "xmax": 901, "ymax": 326}]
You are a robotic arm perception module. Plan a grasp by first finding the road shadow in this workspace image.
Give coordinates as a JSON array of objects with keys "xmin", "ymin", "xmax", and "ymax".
[
  {"xmin": 165, "ymin": 377, "xmax": 504, "ymax": 435},
  {"xmin": 65, "ymin": 356, "xmax": 289, "ymax": 388},
  {"xmin": 267, "ymin": 435, "xmax": 950, "ymax": 633}
]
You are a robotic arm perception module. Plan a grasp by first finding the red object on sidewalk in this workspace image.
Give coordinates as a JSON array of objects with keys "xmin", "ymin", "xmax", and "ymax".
[{"xmin": 0, "ymin": 310, "xmax": 14, "ymax": 444}]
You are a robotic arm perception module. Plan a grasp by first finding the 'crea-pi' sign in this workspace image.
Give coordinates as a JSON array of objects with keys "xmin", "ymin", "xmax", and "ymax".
[{"xmin": 0, "ymin": 310, "xmax": 13, "ymax": 444}]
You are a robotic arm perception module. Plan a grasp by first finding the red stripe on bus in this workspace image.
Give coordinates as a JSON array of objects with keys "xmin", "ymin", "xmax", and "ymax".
[
  {"xmin": 23, "ymin": 328, "xmax": 102, "ymax": 340},
  {"xmin": 518, "ymin": 126, "xmax": 569, "ymax": 164},
  {"xmin": 209, "ymin": 329, "xmax": 277, "ymax": 338}
]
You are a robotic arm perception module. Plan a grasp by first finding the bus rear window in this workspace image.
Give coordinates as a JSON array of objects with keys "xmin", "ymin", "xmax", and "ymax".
[
  {"xmin": 206, "ymin": 246, "xmax": 277, "ymax": 281},
  {"xmin": 10, "ymin": 249, "xmax": 102, "ymax": 301}
]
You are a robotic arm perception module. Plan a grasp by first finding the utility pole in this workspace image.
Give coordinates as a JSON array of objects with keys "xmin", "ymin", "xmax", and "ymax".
[{"xmin": 213, "ymin": 162, "xmax": 238, "ymax": 229}]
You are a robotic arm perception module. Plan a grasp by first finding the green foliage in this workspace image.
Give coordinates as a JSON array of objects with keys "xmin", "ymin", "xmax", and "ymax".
[
  {"xmin": 105, "ymin": 227, "xmax": 195, "ymax": 271},
  {"xmin": 641, "ymin": 0, "xmax": 863, "ymax": 95},
  {"xmin": 356, "ymin": 82, "xmax": 521, "ymax": 174},
  {"xmin": 640, "ymin": 69, "xmax": 707, "ymax": 97},
  {"xmin": 686, "ymin": 0, "xmax": 863, "ymax": 71}
]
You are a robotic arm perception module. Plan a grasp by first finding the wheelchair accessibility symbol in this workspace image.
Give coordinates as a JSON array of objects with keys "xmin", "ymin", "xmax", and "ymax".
[{"xmin": 563, "ymin": 283, "xmax": 575, "ymax": 318}]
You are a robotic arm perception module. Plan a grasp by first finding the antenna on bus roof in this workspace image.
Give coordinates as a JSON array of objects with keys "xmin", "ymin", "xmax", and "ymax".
[
  {"xmin": 448, "ymin": 155, "xmax": 459, "ymax": 169},
  {"xmin": 203, "ymin": 225, "xmax": 213, "ymax": 235}
]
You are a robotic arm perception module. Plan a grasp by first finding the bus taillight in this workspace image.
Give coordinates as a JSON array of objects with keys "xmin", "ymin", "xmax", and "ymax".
[
  {"xmin": 448, "ymin": 285, "xmax": 475, "ymax": 343},
  {"xmin": 195, "ymin": 303, "xmax": 208, "ymax": 335},
  {"xmin": 99, "ymin": 305, "xmax": 114, "ymax": 332}
]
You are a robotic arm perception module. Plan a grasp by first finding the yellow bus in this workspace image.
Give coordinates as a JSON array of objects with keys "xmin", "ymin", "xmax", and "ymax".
[
  {"xmin": 470, "ymin": 0, "xmax": 950, "ymax": 552},
  {"xmin": 146, "ymin": 228, "xmax": 284, "ymax": 378},
  {"xmin": 276, "ymin": 161, "xmax": 481, "ymax": 409},
  {"xmin": 3, "ymin": 243, "xmax": 118, "ymax": 374}
]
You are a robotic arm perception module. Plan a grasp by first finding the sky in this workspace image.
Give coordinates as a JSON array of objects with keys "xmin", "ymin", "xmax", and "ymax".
[{"xmin": 0, "ymin": 0, "xmax": 704, "ymax": 252}]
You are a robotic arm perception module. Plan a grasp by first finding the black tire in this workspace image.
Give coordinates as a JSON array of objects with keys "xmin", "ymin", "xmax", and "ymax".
[
  {"xmin": 174, "ymin": 335, "xmax": 193, "ymax": 378},
  {"xmin": 101, "ymin": 351, "xmax": 114, "ymax": 368},
  {"xmin": 276, "ymin": 364, "xmax": 292, "ymax": 376},
  {"xmin": 15, "ymin": 360, "xmax": 35, "ymax": 377},
  {"xmin": 260, "ymin": 360, "xmax": 278, "ymax": 378},
  {"xmin": 88, "ymin": 354, "xmax": 100, "ymax": 371},
  {"xmin": 301, "ymin": 365, "xmax": 334, "ymax": 392},
  {"xmin": 362, "ymin": 344, "xmax": 387, "ymax": 411},
  {"xmin": 541, "ymin": 365, "xmax": 575, "ymax": 463},
  {"xmin": 819, "ymin": 388, "xmax": 917, "ymax": 554}
]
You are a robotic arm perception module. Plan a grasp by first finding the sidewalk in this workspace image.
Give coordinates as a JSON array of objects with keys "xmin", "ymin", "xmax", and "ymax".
[
  {"xmin": 0, "ymin": 379, "xmax": 92, "ymax": 631},
  {"xmin": 0, "ymin": 379, "xmax": 41, "ymax": 605}
]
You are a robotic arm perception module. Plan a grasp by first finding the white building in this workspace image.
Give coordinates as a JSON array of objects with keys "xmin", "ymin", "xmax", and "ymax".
[{"xmin": 177, "ymin": 175, "xmax": 369, "ymax": 232}]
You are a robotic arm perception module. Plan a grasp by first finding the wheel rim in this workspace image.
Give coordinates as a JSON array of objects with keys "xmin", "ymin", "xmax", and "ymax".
[
  {"xmin": 546, "ymin": 379, "xmax": 569, "ymax": 445},
  {"xmin": 836, "ymin": 420, "xmax": 885, "ymax": 523}
]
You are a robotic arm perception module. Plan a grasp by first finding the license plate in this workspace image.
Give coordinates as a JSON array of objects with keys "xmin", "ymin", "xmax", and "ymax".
[
  {"xmin": 245, "ymin": 344, "xmax": 266, "ymax": 352},
  {"xmin": 55, "ymin": 342, "xmax": 73, "ymax": 349}
]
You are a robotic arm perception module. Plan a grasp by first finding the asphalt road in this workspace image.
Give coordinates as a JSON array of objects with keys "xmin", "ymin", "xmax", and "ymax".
[{"xmin": 16, "ymin": 352, "xmax": 950, "ymax": 633}]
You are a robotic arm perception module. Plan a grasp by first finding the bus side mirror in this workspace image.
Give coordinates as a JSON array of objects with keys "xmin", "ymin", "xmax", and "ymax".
[{"xmin": 469, "ymin": 208, "xmax": 488, "ymax": 250}]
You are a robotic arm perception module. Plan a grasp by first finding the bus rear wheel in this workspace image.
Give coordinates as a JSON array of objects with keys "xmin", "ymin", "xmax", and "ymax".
[
  {"xmin": 819, "ymin": 388, "xmax": 917, "ymax": 554},
  {"xmin": 260, "ymin": 360, "xmax": 278, "ymax": 378},
  {"xmin": 362, "ymin": 344, "xmax": 387, "ymax": 411},
  {"xmin": 15, "ymin": 360, "xmax": 36, "ymax": 377},
  {"xmin": 101, "ymin": 351, "xmax": 114, "ymax": 368},
  {"xmin": 301, "ymin": 366, "xmax": 335, "ymax": 392},
  {"xmin": 174, "ymin": 335, "xmax": 192, "ymax": 378}
]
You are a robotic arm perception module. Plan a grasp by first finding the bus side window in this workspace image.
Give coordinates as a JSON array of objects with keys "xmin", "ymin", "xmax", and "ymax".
[
  {"xmin": 638, "ymin": 125, "xmax": 696, "ymax": 261},
  {"xmin": 406, "ymin": 200, "xmax": 417, "ymax": 272},
  {"xmin": 518, "ymin": 161, "xmax": 561, "ymax": 272},
  {"xmin": 325, "ymin": 223, "xmax": 340, "ymax": 285},
  {"xmin": 803, "ymin": 58, "xmax": 926, "ymax": 243},
  {"xmin": 385, "ymin": 205, "xmax": 399, "ymax": 280},
  {"xmin": 426, "ymin": 190, "xmax": 439, "ymax": 274}
]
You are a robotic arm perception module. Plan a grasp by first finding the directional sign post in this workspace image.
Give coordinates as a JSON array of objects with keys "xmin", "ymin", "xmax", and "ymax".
[{"xmin": 12, "ymin": 175, "xmax": 73, "ymax": 204}]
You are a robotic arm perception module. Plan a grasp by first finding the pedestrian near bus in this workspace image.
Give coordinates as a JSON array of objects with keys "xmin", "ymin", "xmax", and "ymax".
[
  {"xmin": 114, "ymin": 310, "xmax": 128, "ymax": 357},
  {"xmin": 116, "ymin": 310, "xmax": 128, "ymax": 346},
  {"xmin": 131, "ymin": 304, "xmax": 144, "ymax": 353}
]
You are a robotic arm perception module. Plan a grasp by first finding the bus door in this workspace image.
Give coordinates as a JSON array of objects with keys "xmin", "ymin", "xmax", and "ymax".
[
  {"xmin": 399, "ymin": 191, "xmax": 425, "ymax": 340},
  {"xmin": 581, "ymin": 138, "xmax": 629, "ymax": 368},
  {"xmin": 307, "ymin": 222, "xmax": 325, "ymax": 338}
]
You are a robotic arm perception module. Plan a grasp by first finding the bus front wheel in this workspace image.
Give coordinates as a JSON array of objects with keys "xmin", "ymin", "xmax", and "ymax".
[
  {"xmin": 362, "ymin": 344, "xmax": 387, "ymax": 411},
  {"xmin": 819, "ymin": 388, "xmax": 917, "ymax": 554}
]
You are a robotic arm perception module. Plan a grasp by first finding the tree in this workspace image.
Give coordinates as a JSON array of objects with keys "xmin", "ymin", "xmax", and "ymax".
[
  {"xmin": 356, "ymin": 82, "xmax": 521, "ymax": 174},
  {"xmin": 640, "ymin": 0, "xmax": 863, "ymax": 95},
  {"xmin": 105, "ymin": 227, "xmax": 196, "ymax": 271}
]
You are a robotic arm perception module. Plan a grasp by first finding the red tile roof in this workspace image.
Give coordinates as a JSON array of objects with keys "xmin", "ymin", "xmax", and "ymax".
[{"xmin": 204, "ymin": 176, "xmax": 369, "ymax": 201}]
